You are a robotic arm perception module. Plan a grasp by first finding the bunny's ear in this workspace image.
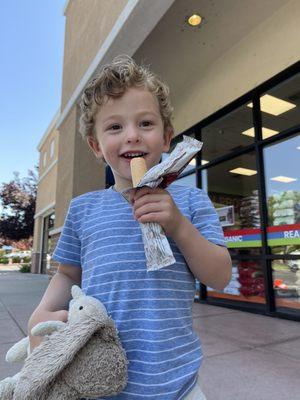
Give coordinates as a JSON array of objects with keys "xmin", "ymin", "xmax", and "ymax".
[{"xmin": 71, "ymin": 285, "xmax": 84, "ymax": 299}]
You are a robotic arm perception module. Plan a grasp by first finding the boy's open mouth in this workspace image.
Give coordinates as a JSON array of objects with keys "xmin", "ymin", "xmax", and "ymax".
[{"xmin": 120, "ymin": 152, "xmax": 148, "ymax": 159}]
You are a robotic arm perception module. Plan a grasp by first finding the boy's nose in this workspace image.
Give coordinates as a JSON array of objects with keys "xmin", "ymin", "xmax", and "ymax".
[{"xmin": 126, "ymin": 128, "xmax": 141, "ymax": 143}]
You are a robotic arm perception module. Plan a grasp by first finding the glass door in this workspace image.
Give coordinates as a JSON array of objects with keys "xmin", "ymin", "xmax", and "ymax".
[{"xmin": 264, "ymin": 134, "xmax": 300, "ymax": 312}]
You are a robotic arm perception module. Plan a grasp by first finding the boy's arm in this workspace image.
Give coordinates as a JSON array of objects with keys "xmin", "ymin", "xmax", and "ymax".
[
  {"xmin": 172, "ymin": 217, "xmax": 232, "ymax": 291},
  {"xmin": 34, "ymin": 264, "xmax": 82, "ymax": 312},
  {"xmin": 28, "ymin": 264, "xmax": 82, "ymax": 351}
]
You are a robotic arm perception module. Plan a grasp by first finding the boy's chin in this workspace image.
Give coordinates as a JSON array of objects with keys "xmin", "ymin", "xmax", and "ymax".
[{"xmin": 113, "ymin": 173, "xmax": 132, "ymax": 188}]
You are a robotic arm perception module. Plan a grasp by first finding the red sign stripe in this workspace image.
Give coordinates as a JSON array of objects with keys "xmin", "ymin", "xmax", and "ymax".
[
  {"xmin": 224, "ymin": 224, "xmax": 300, "ymax": 236},
  {"xmin": 267, "ymin": 224, "xmax": 300, "ymax": 233}
]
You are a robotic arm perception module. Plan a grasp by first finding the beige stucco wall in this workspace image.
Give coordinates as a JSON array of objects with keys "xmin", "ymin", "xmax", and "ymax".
[
  {"xmin": 61, "ymin": 0, "xmax": 128, "ymax": 109},
  {"xmin": 55, "ymin": 107, "xmax": 77, "ymax": 228},
  {"xmin": 172, "ymin": 0, "xmax": 300, "ymax": 133},
  {"xmin": 32, "ymin": 216, "xmax": 42, "ymax": 252},
  {"xmin": 54, "ymin": 105, "xmax": 105, "ymax": 229},
  {"xmin": 73, "ymin": 105, "xmax": 106, "ymax": 198},
  {"xmin": 35, "ymin": 166, "xmax": 57, "ymax": 213}
]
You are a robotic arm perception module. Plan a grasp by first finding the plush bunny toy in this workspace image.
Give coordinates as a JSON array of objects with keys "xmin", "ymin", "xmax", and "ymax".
[{"xmin": 0, "ymin": 285, "xmax": 128, "ymax": 400}]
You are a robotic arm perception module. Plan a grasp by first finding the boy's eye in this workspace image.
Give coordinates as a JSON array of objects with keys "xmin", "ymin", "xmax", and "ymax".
[
  {"xmin": 140, "ymin": 120, "xmax": 153, "ymax": 127},
  {"xmin": 107, "ymin": 124, "xmax": 121, "ymax": 131}
]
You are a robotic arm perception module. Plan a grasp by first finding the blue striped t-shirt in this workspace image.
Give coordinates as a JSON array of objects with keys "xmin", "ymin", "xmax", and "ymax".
[{"xmin": 52, "ymin": 184, "xmax": 226, "ymax": 399}]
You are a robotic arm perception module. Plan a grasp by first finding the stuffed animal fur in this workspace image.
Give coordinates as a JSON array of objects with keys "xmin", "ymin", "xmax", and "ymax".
[{"xmin": 0, "ymin": 285, "xmax": 128, "ymax": 399}]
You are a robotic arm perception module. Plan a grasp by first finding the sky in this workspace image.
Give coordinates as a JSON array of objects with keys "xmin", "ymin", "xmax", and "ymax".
[{"xmin": 0, "ymin": 0, "xmax": 65, "ymax": 186}]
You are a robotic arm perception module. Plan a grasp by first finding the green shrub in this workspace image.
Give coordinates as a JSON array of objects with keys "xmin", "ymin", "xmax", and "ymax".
[
  {"xmin": 12, "ymin": 256, "xmax": 21, "ymax": 263},
  {"xmin": 23, "ymin": 256, "xmax": 31, "ymax": 263},
  {"xmin": 19, "ymin": 264, "xmax": 31, "ymax": 273},
  {"xmin": 0, "ymin": 258, "xmax": 9, "ymax": 264}
]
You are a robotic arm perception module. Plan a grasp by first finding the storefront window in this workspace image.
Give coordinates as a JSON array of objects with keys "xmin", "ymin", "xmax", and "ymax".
[
  {"xmin": 180, "ymin": 66, "xmax": 300, "ymax": 318},
  {"xmin": 260, "ymin": 73, "xmax": 300, "ymax": 136},
  {"xmin": 216, "ymin": 259, "xmax": 265, "ymax": 303},
  {"xmin": 201, "ymin": 104, "xmax": 254, "ymax": 161},
  {"xmin": 264, "ymin": 134, "xmax": 300, "ymax": 255},
  {"xmin": 202, "ymin": 152, "xmax": 266, "ymax": 304},
  {"xmin": 272, "ymin": 259, "xmax": 300, "ymax": 311},
  {"xmin": 202, "ymin": 152, "xmax": 260, "ymax": 233}
]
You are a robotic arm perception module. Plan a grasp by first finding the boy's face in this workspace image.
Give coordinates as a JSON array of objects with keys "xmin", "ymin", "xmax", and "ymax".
[{"xmin": 88, "ymin": 86, "xmax": 173, "ymax": 191}]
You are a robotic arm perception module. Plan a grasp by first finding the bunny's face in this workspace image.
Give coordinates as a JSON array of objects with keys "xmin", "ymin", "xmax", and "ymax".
[{"xmin": 68, "ymin": 286, "xmax": 108, "ymax": 323}]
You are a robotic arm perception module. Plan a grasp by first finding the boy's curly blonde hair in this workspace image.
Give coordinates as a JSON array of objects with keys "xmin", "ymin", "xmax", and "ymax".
[{"xmin": 79, "ymin": 55, "xmax": 174, "ymax": 141}]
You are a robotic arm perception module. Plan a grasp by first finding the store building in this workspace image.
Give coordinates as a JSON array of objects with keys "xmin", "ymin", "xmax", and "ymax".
[{"xmin": 32, "ymin": 0, "xmax": 300, "ymax": 321}]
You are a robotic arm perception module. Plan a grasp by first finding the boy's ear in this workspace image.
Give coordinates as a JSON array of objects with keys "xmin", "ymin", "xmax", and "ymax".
[
  {"xmin": 87, "ymin": 136, "xmax": 103, "ymax": 159},
  {"xmin": 163, "ymin": 127, "xmax": 174, "ymax": 153}
]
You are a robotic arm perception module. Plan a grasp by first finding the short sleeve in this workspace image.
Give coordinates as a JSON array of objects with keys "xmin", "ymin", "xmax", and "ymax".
[
  {"xmin": 52, "ymin": 200, "xmax": 81, "ymax": 267},
  {"xmin": 190, "ymin": 188, "xmax": 227, "ymax": 247}
]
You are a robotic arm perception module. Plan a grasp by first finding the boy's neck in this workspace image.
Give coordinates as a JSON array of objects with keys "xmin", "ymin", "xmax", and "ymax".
[{"xmin": 113, "ymin": 183, "xmax": 133, "ymax": 193}]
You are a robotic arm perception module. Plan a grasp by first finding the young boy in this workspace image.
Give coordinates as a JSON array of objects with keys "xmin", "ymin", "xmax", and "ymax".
[{"xmin": 28, "ymin": 55, "xmax": 231, "ymax": 399}]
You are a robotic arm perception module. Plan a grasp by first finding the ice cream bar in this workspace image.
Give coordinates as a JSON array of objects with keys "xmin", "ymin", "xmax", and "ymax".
[
  {"xmin": 130, "ymin": 157, "xmax": 148, "ymax": 187},
  {"xmin": 124, "ymin": 136, "xmax": 202, "ymax": 271}
]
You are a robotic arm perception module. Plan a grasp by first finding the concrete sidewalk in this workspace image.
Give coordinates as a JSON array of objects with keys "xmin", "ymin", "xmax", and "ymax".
[{"xmin": 0, "ymin": 271, "xmax": 299, "ymax": 399}]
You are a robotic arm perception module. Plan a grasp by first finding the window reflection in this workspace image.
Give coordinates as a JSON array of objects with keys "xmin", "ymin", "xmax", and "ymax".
[
  {"xmin": 273, "ymin": 259, "xmax": 300, "ymax": 310},
  {"xmin": 264, "ymin": 134, "xmax": 300, "ymax": 254}
]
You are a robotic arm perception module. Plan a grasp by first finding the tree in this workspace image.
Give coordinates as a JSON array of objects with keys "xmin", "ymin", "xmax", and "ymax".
[{"xmin": 0, "ymin": 167, "xmax": 38, "ymax": 248}]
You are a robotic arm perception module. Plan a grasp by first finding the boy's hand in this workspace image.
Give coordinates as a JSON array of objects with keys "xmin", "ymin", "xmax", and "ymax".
[
  {"xmin": 130, "ymin": 187, "xmax": 186, "ymax": 238},
  {"xmin": 28, "ymin": 309, "xmax": 68, "ymax": 353}
]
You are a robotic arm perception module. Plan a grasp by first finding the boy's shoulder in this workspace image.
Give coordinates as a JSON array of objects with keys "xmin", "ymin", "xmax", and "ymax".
[
  {"xmin": 167, "ymin": 183, "xmax": 204, "ymax": 196},
  {"xmin": 69, "ymin": 185, "xmax": 207, "ymax": 207},
  {"xmin": 168, "ymin": 184, "xmax": 211, "ymax": 207},
  {"xmin": 70, "ymin": 188, "xmax": 108, "ymax": 207}
]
